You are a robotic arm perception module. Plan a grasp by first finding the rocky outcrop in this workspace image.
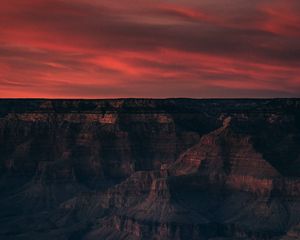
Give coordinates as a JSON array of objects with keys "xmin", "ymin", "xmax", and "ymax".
[
  {"xmin": 0, "ymin": 99, "xmax": 300, "ymax": 240},
  {"xmin": 170, "ymin": 117, "xmax": 279, "ymax": 178}
]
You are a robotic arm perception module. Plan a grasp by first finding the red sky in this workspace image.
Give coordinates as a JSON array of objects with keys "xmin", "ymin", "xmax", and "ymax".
[{"xmin": 0, "ymin": 0, "xmax": 300, "ymax": 98}]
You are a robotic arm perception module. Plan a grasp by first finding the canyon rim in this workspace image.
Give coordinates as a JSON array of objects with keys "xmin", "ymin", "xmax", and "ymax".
[{"xmin": 0, "ymin": 98, "xmax": 300, "ymax": 240}]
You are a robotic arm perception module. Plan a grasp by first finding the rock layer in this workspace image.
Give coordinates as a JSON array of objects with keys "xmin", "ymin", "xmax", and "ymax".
[{"xmin": 0, "ymin": 99, "xmax": 300, "ymax": 240}]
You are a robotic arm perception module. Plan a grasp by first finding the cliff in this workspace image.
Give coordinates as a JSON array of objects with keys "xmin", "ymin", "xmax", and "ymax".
[{"xmin": 0, "ymin": 98, "xmax": 300, "ymax": 240}]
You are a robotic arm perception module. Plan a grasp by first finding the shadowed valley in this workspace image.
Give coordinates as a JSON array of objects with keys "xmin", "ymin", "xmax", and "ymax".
[{"xmin": 0, "ymin": 99, "xmax": 300, "ymax": 240}]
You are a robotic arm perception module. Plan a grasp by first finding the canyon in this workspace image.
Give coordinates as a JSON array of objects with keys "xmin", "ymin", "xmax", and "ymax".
[{"xmin": 0, "ymin": 98, "xmax": 300, "ymax": 240}]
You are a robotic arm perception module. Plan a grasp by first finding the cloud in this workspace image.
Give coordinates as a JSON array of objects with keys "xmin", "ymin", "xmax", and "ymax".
[
  {"xmin": 0, "ymin": 0, "xmax": 299, "ymax": 98},
  {"xmin": 258, "ymin": 0, "xmax": 300, "ymax": 37}
]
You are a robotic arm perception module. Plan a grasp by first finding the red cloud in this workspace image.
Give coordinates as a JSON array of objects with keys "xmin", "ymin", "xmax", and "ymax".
[
  {"xmin": 0, "ymin": 0, "xmax": 299, "ymax": 98},
  {"xmin": 156, "ymin": 4, "xmax": 212, "ymax": 22},
  {"xmin": 258, "ymin": 1, "xmax": 300, "ymax": 37}
]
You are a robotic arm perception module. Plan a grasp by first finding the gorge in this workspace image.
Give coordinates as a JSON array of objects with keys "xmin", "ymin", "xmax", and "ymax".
[{"xmin": 0, "ymin": 98, "xmax": 300, "ymax": 240}]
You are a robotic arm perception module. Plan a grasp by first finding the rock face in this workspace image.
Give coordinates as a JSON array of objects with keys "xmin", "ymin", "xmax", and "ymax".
[{"xmin": 0, "ymin": 98, "xmax": 300, "ymax": 240}]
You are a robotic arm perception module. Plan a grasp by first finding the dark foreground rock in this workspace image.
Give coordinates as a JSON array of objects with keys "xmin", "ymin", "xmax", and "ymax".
[{"xmin": 0, "ymin": 98, "xmax": 300, "ymax": 240}]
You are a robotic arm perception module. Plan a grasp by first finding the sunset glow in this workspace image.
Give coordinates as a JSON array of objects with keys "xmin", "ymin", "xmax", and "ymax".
[{"xmin": 1, "ymin": 0, "xmax": 300, "ymax": 98}]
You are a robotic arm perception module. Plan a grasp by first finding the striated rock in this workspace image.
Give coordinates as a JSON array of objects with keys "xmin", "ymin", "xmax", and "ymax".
[
  {"xmin": 170, "ymin": 117, "xmax": 279, "ymax": 181},
  {"xmin": 0, "ymin": 99, "xmax": 300, "ymax": 240}
]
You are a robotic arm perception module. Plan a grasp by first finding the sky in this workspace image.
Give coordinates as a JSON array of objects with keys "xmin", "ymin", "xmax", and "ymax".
[{"xmin": 0, "ymin": 0, "xmax": 300, "ymax": 98}]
